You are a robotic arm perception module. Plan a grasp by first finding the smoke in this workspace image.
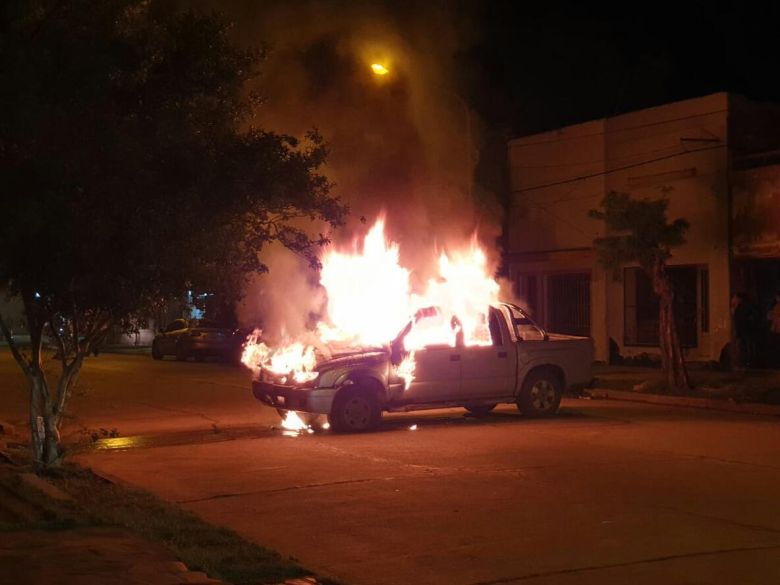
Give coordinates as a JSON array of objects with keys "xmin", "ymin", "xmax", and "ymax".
[{"xmin": 208, "ymin": 0, "xmax": 504, "ymax": 332}]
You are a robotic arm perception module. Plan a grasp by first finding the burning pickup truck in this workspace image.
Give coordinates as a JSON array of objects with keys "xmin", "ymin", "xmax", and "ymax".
[{"xmin": 251, "ymin": 302, "xmax": 593, "ymax": 432}]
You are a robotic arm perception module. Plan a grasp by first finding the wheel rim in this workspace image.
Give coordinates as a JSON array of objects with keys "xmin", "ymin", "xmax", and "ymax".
[
  {"xmin": 530, "ymin": 380, "xmax": 556, "ymax": 411},
  {"xmin": 342, "ymin": 397, "xmax": 372, "ymax": 429}
]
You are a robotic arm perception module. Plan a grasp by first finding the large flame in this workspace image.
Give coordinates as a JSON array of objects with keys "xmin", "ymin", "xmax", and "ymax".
[
  {"xmin": 317, "ymin": 218, "xmax": 411, "ymax": 347},
  {"xmin": 241, "ymin": 216, "xmax": 500, "ymax": 388}
]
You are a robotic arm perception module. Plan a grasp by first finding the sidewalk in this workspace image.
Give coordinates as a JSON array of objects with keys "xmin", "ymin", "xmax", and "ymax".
[
  {"xmin": 0, "ymin": 458, "xmax": 227, "ymax": 585},
  {"xmin": 590, "ymin": 363, "xmax": 780, "ymax": 411},
  {"xmin": 0, "ymin": 426, "xmax": 327, "ymax": 585},
  {"xmin": 0, "ymin": 527, "xmax": 226, "ymax": 585}
]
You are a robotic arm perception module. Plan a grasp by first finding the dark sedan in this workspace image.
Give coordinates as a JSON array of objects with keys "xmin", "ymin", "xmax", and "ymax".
[{"xmin": 152, "ymin": 319, "xmax": 241, "ymax": 362}]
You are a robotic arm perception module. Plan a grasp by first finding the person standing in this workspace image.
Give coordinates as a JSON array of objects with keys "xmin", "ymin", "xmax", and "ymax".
[{"xmin": 732, "ymin": 292, "xmax": 759, "ymax": 369}]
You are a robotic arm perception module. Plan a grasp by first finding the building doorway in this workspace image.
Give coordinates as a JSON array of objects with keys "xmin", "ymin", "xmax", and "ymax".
[{"xmin": 733, "ymin": 258, "xmax": 780, "ymax": 367}]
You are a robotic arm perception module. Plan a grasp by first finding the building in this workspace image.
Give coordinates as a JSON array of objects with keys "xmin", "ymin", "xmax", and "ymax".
[{"xmin": 506, "ymin": 93, "xmax": 780, "ymax": 364}]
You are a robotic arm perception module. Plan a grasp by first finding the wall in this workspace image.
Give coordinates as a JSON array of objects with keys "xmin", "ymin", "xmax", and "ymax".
[{"xmin": 507, "ymin": 93, "xmax": 732, "ymax": 362}]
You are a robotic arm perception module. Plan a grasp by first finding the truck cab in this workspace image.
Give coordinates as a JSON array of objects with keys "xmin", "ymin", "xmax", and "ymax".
[{"xmin": 252, "ymin": 303, "xmax": 594, "ymax": 432}]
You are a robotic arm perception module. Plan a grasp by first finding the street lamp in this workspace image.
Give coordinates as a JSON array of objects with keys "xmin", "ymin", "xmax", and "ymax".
[
  {"xmin": 369, "ymin": 63, "xmax": 472, "ymax": 197},
  {"xmin": 370, "ymin": 63, "xmax": 389, "ymax": 76}
]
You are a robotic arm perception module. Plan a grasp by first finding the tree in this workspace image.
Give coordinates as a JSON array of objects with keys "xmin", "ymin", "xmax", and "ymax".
[
  {"xmin": 589, "ymin": 191, "xmax": 691, "ymax": 390},
  {"xmin": 0, "ymin": 0, "xmax": 347, "ymax": 469}
]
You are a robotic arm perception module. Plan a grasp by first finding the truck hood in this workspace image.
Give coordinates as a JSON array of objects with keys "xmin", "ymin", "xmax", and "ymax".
[{"xmin": 315, "ymin": 349, "xmax": 389, "ymax": 373}]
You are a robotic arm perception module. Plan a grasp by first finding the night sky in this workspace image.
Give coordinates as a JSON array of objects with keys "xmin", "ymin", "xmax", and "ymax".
[
  {"xmin": 464, "ymin": 2, "xmax": 780, "ymax": 136},
  {"xmin": 205, "ymin": 0, "xmax": 780, "ymax": 251}
]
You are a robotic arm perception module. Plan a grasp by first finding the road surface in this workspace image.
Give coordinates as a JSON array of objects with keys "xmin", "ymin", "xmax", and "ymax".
[{"xmin": 2, "ymin": 351, "xmax": 780, "ymax": 584}]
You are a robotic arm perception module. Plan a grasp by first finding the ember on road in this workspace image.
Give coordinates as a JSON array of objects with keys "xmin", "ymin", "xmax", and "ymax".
[{"xmin": 4, "ymin": 352, "xmax": 777, "ymax": 585}]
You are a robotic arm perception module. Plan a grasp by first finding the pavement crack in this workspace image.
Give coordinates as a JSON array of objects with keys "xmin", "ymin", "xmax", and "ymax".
[
  {"xmin": 176, "ymin": 476, "xmax": 399, "ymax": 503},
  {"xmin": 467, "ymin": 543, "xmax": 780, "ymax": 584},
  {"xmin": 652, "ymin": 505, "xmax": 780, "ymax": 535}
]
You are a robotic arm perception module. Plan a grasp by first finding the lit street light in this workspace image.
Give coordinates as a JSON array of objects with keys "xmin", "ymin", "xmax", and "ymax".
[{"xmin": 370, "ymin": 63, "xmax": 389, "ymax": 76}]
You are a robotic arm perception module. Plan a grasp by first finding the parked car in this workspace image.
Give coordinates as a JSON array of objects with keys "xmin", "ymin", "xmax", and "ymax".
[
  {"xmin": 152, "ymin": 319, "xmax": 238, "ymax": 362},
  {"xmin": 251, "ymin": 303, "xmax": 594, "ymax": 432}
]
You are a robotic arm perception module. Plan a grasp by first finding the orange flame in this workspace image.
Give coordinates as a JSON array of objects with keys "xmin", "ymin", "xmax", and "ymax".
[
  {"xmin": 280, "ymin": 411, "xmax": 308, "ymax": 431},
  {"xmin": 241, "ymin": 216, "xmax": 500, "ymax": 388}
]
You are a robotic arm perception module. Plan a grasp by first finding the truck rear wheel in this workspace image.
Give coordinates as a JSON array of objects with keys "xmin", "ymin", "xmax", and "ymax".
[
  {"xmin": 517, "ymin": 370, "xmax": 562, "ymax": 417},
  {"xmin": 328, "ymin": 387, "xmax": 381, "ymax": 433}
]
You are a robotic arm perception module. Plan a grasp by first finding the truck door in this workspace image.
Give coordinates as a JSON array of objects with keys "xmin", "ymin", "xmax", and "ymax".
[
  {"xmin": 405, "ymin": 345, "xmax": 462, "ymax": 402},
  {"xmin": 459, "ymin": 307, "xmax": 516, "ymax": 399},
  {"xmin": 400, "ymin": 310, "xmax": 462, "ymax": 402}
]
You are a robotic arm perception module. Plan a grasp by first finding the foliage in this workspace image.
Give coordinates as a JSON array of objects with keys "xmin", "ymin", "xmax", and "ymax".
[
  {"xmin": 588, "ymin": 192, "xmax": 689, "ymax": 277},
  {"xmin": 0, "ymin": 0, "xmax": 347, "ymax": 467}
]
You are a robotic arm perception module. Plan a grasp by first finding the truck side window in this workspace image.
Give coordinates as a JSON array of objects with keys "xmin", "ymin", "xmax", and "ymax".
[
  {"xmin": 488, "ymin": 311, "xmax": 503, "ymax": 346},
  {"xmin": 506, "ymin": 305, "xmax": 546, "ymax": 341}
]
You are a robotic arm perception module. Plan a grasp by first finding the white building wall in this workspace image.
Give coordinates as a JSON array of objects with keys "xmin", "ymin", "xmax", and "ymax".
[{"xmin": 507, "ymin": 93, "xmax": 732, "ymax": 362}]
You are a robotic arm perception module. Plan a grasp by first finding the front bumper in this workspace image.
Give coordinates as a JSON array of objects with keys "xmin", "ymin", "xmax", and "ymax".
[{"xmin": 252, "ymin": 381, "xmax": 338, "ymax": 415}]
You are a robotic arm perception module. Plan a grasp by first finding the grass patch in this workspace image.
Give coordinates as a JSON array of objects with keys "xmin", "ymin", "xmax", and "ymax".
[{"xmin": 45, "ymin": 465, "xmax": 316, "ymax": 585}]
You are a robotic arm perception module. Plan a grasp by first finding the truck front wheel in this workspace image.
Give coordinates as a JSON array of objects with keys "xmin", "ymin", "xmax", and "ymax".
[
  {"xmin": 517, "ymin": 370, "xmax": 562, "ymax": 417},
  {"xmin": 328, "ymin": 387, "xmax": 381, "ymax": 433}
]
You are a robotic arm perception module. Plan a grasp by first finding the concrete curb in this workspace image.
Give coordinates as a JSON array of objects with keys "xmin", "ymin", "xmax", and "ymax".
[{"xmin": 588, "ymin": 388, "xmax": 780, "ymax": 417}]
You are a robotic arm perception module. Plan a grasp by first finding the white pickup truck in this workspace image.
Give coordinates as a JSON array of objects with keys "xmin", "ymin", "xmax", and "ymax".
[{"xmin": 252, "ymin": 303, "xmax": 594, "ymax": 432}]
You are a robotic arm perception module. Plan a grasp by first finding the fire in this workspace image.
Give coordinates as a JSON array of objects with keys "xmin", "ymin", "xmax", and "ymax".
[
  {"xmin": 318, "ymin": 218, "xmax": 411, "ymax": 347},
  {"xmin": 241, "ymin": 333, "xmax": 318, "ymax": 383},
  {"xmin": 396, "ymin": 351, "xmax": 416, "ymax": 389},
  {"xmin": 423, "ymin": 244, "xmax": 499, "ymax": 347},
  {"xmin": 241, "ymin": 216, "xmax": 500, "ymax": 389},
  {"xmin": 280, "ymin": 411, "xmax": 308, "ymax": 431}
]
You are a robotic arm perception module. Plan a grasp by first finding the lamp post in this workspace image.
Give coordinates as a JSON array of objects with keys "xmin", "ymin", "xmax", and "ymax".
[{"xmin": 370, "ymin": 63, "xmax": 472, "ymax": 198}]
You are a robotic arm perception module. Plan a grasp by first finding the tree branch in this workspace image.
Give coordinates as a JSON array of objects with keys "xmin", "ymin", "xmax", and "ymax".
[
  {"xmin": 46, "ymin": 309, "xmax": 70, "ymax": 368},
  {"xmin": 0, "ymin": 311, "xmax": 30, "ymax": 376}
]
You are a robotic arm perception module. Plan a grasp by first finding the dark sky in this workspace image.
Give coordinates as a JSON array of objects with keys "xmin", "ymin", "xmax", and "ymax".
[{"xmin": 461, "ymin": 1, "xmax": 780, "ymax": 136}]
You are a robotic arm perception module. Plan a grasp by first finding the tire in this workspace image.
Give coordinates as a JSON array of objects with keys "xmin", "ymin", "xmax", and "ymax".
[
  {"xmin": 328, "ymin": 386, "xmax": 382, "ymax": 433},
  {"xmin": 175, "ymin": 342, "xmax": 189, "ymax": 362},
  {"xmin": 464, "ymin": 403, "xmax": 497, "ymax": 416},
  {"xmin": 151, "ymin": 341, "xmax": 163, "ymax": 361},
  {"xmin": 517, "ymin": 369, "xmax": 562, "ymax": 417}
]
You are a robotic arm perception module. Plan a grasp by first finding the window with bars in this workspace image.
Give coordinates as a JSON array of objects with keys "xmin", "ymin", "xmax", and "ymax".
[
  {"xmin": 624, "ymin": 266, "xmax": 702, "ymax": 347},
  {"xmin": 547, "ymin": 273, "xmax": 591, "ymax": 337}
]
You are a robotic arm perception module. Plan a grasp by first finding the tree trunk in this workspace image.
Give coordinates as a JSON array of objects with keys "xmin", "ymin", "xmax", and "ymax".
[
  {"xmin": 651, "ymin": 261, "xmax": 691, "ymax": 391},
  {"xmin": 29, "ymin": 369, "xmax": 46, "ymax": 465},
  {"xmin": 15, "ymin": 294, "xmax": 73, "ymax": 469},
  {"xmin": 27, "ymin": 367, "xmax": 62, "ymax": 467},
  {"xmin": 3, "ymin": 296, "xmax": 106, "ymax": 471}
]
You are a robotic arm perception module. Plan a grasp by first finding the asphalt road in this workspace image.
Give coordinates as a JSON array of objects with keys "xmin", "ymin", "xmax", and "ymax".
[{"xmin": 3, "ymin": 351, "xmax": 780, "ymax": 584}]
